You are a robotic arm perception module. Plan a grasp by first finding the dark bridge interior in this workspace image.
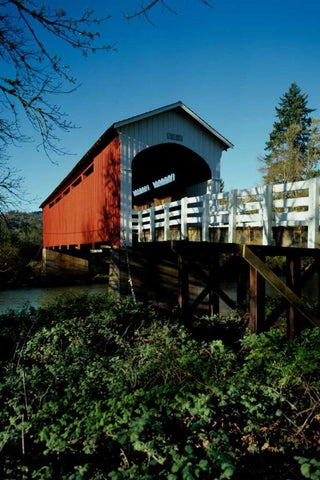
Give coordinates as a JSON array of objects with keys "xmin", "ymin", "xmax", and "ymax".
[{"xmin": 132, "ymin": 143, "xmax": 211, "ymax": 208}]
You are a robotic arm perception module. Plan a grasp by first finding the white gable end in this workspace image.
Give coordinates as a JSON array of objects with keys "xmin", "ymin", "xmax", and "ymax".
[
  {"xmin": 116, "ymin": 109, "xmax": 224, "ymax": 179},
  {"xmin": 115, "ymin": 105, "xmax": 232, "ymax": 245}
]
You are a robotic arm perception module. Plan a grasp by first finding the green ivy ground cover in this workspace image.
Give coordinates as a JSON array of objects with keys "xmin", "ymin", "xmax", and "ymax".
[{"xmin": 0, "ymin": 294, "xmax": 319, "ymax": 479}]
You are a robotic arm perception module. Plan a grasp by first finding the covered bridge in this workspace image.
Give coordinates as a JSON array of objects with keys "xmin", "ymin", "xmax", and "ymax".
[
  {"xmin": 40, "ymin": 102, "xmax": 233, "ymax": 251},
  {"xmin": 40, "ymin": 102, "xmax": 232, "ymax": 249}
]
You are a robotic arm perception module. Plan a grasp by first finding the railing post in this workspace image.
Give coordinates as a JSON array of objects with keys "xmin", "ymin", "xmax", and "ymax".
[
  {"xmin": 138, "ymin": 210, "xmax": 143, "ymax": 243},
  {"xmin": 181, "ymin": 197, "xmax": 188, "ymax": 240},
  {"xmin": 228, "ymin": 189, "xmax": 237, "ymax": 243},
  {"xmin": 206, "ymin": 179, "xmax": 213, "ymax": 195},
  {"xmin": 262, "ymin": 183, "xmax": 273, "ymax": 245},
  {"xmin": 163, "ymin": 203, "xmax": 170, "ymax": 241},
  {"xmin": 149, "ymin": 206, "xmax": 155, "ymax": 243},
  {"xmin": 202, "ymin": 194, "xmax": 210, "ymax": 242},
  {"xmin": 308, "ymin": 177, "xmax": 319, "ymax": 248}
]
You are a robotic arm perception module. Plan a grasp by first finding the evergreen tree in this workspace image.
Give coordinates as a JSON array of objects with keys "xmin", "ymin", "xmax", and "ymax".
[
  {"xmin": 306, "ymin": 118, "xmax": 320, "ymax": 178},
  {"xmin": 261, "ymin": 83, "xmax": 317, "ymax": 184}
]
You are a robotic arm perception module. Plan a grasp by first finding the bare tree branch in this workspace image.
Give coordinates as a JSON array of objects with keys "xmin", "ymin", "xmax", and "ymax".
[
  {"xmin": 0, "ymin": 0, "xmax": 212, "ymax": 211},
  {"xmin": 0, "ymin": 1, "xmax": 112, "ymax": 161},
  {"xmin": 0, "ymin": 159, "xmax": 25, "ymax": 214},
  {"xmin": 125, "ymin": 0, "xmax": 212, "ymax": 21}
]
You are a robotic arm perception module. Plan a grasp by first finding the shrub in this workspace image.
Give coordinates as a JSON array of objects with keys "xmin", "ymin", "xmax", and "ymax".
[{"xmin": 0, "ymin": 293, "xmax": 319, "ymax": 479}]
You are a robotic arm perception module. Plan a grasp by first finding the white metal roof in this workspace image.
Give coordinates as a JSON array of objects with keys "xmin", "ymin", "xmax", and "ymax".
[{"xmin": 113, "ymin": 101, "xmax": 233, "ymax": 150}]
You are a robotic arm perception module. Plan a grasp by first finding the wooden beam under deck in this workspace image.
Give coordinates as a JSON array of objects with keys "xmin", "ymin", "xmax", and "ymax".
[
  {"xmin": 115, "ymin": 241, "xmax": 320, "ymax": 338},
  {"xmin": 241, "ymin": 245, "xmax": 320, "ymax": 329},
  {"xmin": 170, "ymin": 241, "xmax": 320, "ymax": 336}
]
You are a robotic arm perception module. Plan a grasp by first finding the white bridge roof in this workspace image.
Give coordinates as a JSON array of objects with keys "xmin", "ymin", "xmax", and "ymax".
[{"xmin": 113, "ymin": 101, "xmax": 233, "ymax": 150}]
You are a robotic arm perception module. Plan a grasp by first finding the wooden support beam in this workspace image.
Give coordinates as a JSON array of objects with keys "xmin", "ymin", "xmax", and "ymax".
[
  {"xmin": 213, "ymin": 283, "xmax": 239, "ymax": 311},
  {"xmin": 189, "ymin": 276, "xmax": 239, "ymax": 313},
  {"xmin": 175, "ymin": 252, "xmax": 239, "ymax": 312},
  {"xmin": 191, "ymin": 284, "xmax": 211, "ymax": 311},
  {"xmin": 109, "ymin": 247, "xmax": 121, "ymax": 298},
  {"xmin": 236, "ymin": 256, "xmax": 247, "ymax": 307},
  {"xmin": 208, "ymin": 253, "xmax": 220, "ymax": 316},
  {"xmin": 318, "ymin": 262, "xmax": 320, "ymax": 317},
  {"xmin": 266, "ymin": 258, "xmax": 320, "ymax": 327},
  {"xmin": 241, "ymin": 245, "xmax": 320, "ymax": 328},
  {"xmin": 178, "ymin": 254, "xmax": 189, "ymax": 322},
  {"xmin": 286, "ymin": 254, "xmax": 301, "ymax": 340},
  {"xmin": 249, "ymin": 256, "xmax": 265, "ymax": 334}
]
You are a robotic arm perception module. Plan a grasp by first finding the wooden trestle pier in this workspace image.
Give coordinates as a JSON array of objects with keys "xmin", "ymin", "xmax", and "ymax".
[
  {"xmin": 118, "ymin": 241, "xmax": 320, "ymax": 339},
  {"xmin": 173, "ymin": 242, "xmax": 320, "ymax": 338}
]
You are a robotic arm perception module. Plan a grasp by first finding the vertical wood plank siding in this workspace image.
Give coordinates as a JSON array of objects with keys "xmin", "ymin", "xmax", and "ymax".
[{"xmin": 43, "ymin": 137, "xmax": 121, "ymax": 248}]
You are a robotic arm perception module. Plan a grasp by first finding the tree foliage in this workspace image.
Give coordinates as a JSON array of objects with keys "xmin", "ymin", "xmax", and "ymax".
[
  {"xmin": 306, "ymin": 118, "xmax": 320, "ymax": 178},
  {"xmin": 0, "ymin": 294, "xmax": 319, "ymax": 479},
  {"xmin": 0, "ymin": 210, "xmax": 42, "ymax": 285},
  {"xmin": 261, "ymin": 83, "xmax": 320, "ymax": 184}
]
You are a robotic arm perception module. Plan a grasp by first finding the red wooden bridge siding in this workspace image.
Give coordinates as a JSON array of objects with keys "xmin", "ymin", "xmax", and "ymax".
[{"xmin": 42, "ymin": 137, "xmax": 121, "ymax": 249}]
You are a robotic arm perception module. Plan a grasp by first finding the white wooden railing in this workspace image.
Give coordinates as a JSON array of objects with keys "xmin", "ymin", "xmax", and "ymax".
[{"xmin": 131, "ymin": 177, "xmax": 320, "ymax": 248}]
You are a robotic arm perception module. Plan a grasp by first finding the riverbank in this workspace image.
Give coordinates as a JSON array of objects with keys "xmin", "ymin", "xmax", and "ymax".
[{"xmin": 0, "ymin": 257, "xmax": 109, "ymax": 290}]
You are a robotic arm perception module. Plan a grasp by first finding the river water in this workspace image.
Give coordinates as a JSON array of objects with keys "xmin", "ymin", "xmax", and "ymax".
[
  {"xmin": 0, "ymin": 275, "xmax": 317, "ymax": 316},
  {"xmin": 0, "ymin": 284, "xmax": 108, "ymax": 315}
]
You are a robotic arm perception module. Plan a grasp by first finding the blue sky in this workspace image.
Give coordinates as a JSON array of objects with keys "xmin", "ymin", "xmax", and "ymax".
[{"xmin": 7, "ymin": 0, "xmax": 320, "ymax": 211}]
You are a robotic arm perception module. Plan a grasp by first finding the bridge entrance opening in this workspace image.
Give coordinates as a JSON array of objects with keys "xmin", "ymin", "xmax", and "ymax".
[{"xmin": 132, "ymin": 143, "xmax": 211, "ymax": 209}]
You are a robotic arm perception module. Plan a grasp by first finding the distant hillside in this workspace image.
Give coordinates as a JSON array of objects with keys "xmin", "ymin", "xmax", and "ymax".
[
  {"xmin": 0, "ymin": 211, "xmax": 43, "ymax": 287},
  {"xmin": 4, "ymin": 209, "xmax": 42, "ymax": 228}
]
